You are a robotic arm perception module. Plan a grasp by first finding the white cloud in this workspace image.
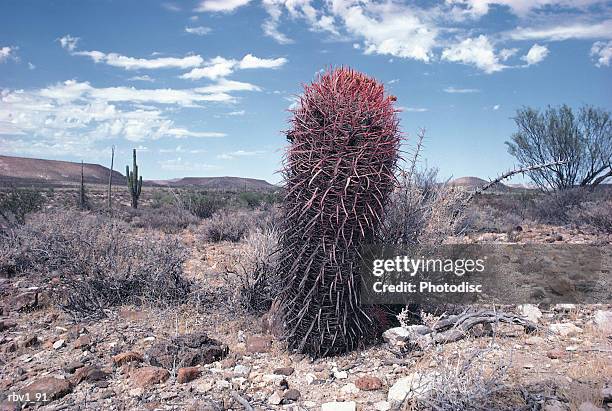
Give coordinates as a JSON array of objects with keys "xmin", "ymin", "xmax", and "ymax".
[
  {"xmin": 159, "ymin": 157, "xmax": 218, "ymax": 172},
  {"xmin": 181, "ymin": 55, "xmax": 287, "ymax": 80},
  {"xmin": 226, "ymin": 110, "xmax": 246, "ymax": 116},
  {"xmin": 331, "ymin": 1, "xmax": 437, "ymax": 62},
  {"xmin": 591, "ymin": 40, "xmax": 612, "ymax": 66},
  {"xmin": 217, "ymin": 150, "xmax": 265, "ymax": 160},
  {"xmin": 72, "ymin": 50, "xmax": 204, "ymax": 70},
  {"xmin": 195, "ymin": 79, "xmax": 261, "ymax": 93},
  {"xmin": 443, "ymin": 86, "xmax": 480, "ymax": 93},
  {"xmin": 129, "ymin": 75, "xmax": 155, "ymax": 82},
  {"xmin": 0, "ymin": 46, "xmax": 16, "ymax": 63},
  {"xmin": 58, "ymin": 35, "xmax": 79, "ymax": 51},
  {"xmin": 447, "ymin": 0, "xmax": 604, "ymax": 18},
  {"xmin": 493, "ymin": 104, "xmax": 500, "ymax": 110},
  {"xmin": 28, "ymin": 62, "xmax": 36, "ymax": 70},
  {"xmin": 509, "ymin": 20, "xmax": 612, "ymax": 41},
  {"xmin": 185, "ymin": 26, "xmax": 212, "ymax": 35},
  {"xmin": 442, "ymin": 35, "xmax": 506, "ymax": 73},
  {"xmin": 521, "ymin": 43, "xmax": 549, "ymax": 65},
  {"xmin": 0, "ymin": 78, "xmax": 267, "ymax": 158},
  {"xmin": 499, "ymin": 48, "xmax": 518, "ymax": 61},
  {"xmin": 195, "ymin": 0, "xmax": 252, "ymax": 12},
  {"xmin": 180, "ymin": 56, "xmax": 236, "ymax": 80},
  {"xmin": 161, "ymin": 2, "xmax": 181, "ymax": 12},
  {"xmin": 238, "ymin": 54, "xmax": 287, "ymax": 69}
]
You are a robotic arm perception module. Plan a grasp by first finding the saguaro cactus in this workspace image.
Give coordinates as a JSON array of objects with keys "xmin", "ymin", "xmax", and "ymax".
[
  {"xmin": 126, "ymin": 148, "xmax": 143, "ymax": 209},
  {"xmin": 278, "ymin": 68, "xmax": 401, "ymax": 357}
]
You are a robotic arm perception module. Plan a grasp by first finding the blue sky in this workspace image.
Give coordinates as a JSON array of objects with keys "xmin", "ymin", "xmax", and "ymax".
[{"xmin": 1, "ymin": 0, "xmax": 610, "ymax": 184}]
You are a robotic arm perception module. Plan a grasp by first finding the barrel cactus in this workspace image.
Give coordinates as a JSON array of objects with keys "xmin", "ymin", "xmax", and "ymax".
[{"xmin": 278, "ymin": 67, "xmax": 401, "ymax": 357}]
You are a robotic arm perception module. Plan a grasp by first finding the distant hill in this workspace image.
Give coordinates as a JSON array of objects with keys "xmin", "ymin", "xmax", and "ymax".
[
  {"xmin": 152, "ymin": 176, "xmax": 277, "ymax": 191},
  {"xmin": 449, "ymin": 176, "xmax": 509, "ymax": 191},
  {"xmin": 0, "ymin": 155, "xmax": 277, "ymax": 191},
  {"xmin": 0, "ymin": 155, "xmax": 125, "ymax": 186}
]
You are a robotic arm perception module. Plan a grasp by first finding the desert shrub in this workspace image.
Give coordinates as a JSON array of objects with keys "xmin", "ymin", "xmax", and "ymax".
[
  {"xmin": 234, "ymin": 227, "xmax": 280, "ymax": 313},
  {"xmin": 200, "ymin": 209, "xmax": 258, "ymax": 243},
  {"xmin": 0, "ymin": 210, "xmax": 190, "ymax": 317},
  {"xmin": 179, "ymin": 191, "xmax": 227, "ymax": 218},
  {"xmin": 530, "ymin": 187, "xmax": 590, "ymax": 224},
  {"xmin": 465, "ymin": 203, "xmax": 525, "ymax": 233},
  {"xmin": 568, "ymin": 200, "xmax": 612, "ymax": 233},
  {"xmin": 126, "ymin": 205, "xmax": 199, "ymax": 233},
  {"xmin": 506, "ymin": 105, "xmax": 612, "ymax": 190},
  {"xmin": 0, "ymin": 187, "xmax": 46, "ymax": 224},
  {"xmin": 415, "ymin": 348, "xmax": 516, "ymax": 410},
  {"xmin": 384, "ymin": 164, "xmax": 468, "ymax": 247}
]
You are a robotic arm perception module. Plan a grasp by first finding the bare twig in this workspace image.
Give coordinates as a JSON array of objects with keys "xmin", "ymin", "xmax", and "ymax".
[{"xmin": 466, "ymin": 159, "xmax": 569, "ymax": 203}]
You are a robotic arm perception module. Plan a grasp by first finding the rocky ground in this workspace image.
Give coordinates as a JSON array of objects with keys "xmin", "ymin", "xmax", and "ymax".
[{"xmin": 1, "ymin": 225, "xmax": 611, "ymax": 411}]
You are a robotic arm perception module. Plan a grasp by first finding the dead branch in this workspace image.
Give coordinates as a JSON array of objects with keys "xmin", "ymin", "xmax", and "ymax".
[
  {"xmin": 389, "ymin": 309, "xmax": 538, "ymax": 350},
  {"xmin": 466, "ymin": 159, "xmax": 569, "ymax": 203}
]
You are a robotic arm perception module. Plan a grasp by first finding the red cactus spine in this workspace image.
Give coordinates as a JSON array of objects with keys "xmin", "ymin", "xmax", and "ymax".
[{"xmin": 278, "ymin": 67, "xmax": 401, "ymax": 357}]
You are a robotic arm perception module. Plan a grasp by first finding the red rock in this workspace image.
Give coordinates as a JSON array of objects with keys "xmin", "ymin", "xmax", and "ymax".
[
  {"xmin": 20, "ymin": 377, "xmax": 71, "ymax": 403},
  {"xmin": 283, "ymin": 388, "xmax": 301, "ymax": 401},
  {"xmin": 130, "ymin": 367, "xmax": 170, "ymax": 387},
  {"xmin": 112, "ymin": 351, "xmax": 143, "ymax": 366},
  {"xmin": 273, "ymin": 367, "xmax": 295, "ymax": 376},
  {"xmin": 72, "ymin": 366, "xmax": 109, "ymax": 385},
  {"xmin": 355, "ymin": 376, "xmax": 383, "ymax": 391},
  {"xmin": 73, "ymin": 335, "xmax": 91, "ymax": 349},
  {"xmin": 177, "ymin": 367, "xmax": 201, "ymax": 383},
  {"xmin": 246, "ymin": 335, "xmax": 272, "ymax": 353},
  {"xmin": 9, "ymin": 292, "xmax": 38, "ymax": 312},
  {"xmin": 547, "ymin": 349, "xmax": 566, "ymax": 359}
]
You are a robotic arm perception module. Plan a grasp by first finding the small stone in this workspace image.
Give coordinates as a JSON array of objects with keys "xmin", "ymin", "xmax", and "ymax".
[
  {"xmin": 72, "ymin": 366, "xmax": 109, "ymax": 384},
  {"xmin": 246, "ymin": 335, "xmax": 272, "ymax": 353},
  {"xmin": 388, "ymin": 372, "xmax": 437, "ymax": 403},
  {"xmin": 129, "ymin": 387, "xmax": 144, "ymax": 397},
  {"xmin": 341, "ymin": 383, "xmax": 359, "ymax": 394},
  {"xmin": 321, "ymin": 401, "xmax": 356, "ymax": 411},
  {"xmin": 355, "ymin": 376, "xmax": 383, "ymax": 391},
  {"xmin": 177, "ymin": 366, "xmax": 201, "ymax": 383},
  {"xmin": 53, "ymin": 339, "xmax": 65, "ymax": 350},
  {"xmin": 268, "ymin": 391, "xmax": 282, "ymax": 405},
  {"xmin": 194, "ymin": 380, "xmax": 213, "ymax": 393},
  {"xmin": 63, "ymin": 361, "xmax": 85, "ymax": 373},
  {"xmin": 549, "ymin": 323, "xmax": 583, "ymax": 337},
  {"xmin": 73, "ymin": 335, "xmax": 91, "ymax": 349},
  {"xmin": 547, "ymin": 349, "xmax": 566, "ymax": 359},
  {"xmin": 578, "ymin": 402, "xmax": 605, "ymax": 411},
  {"xmin": 565, "ymin": 345, "xmax": 578, "ymax": 351},
  {"xmin": 525, "ymin": 336, "xmax": 545, "ymax": 345},
  {"xmin": 112, "ymin": 351, "xmax": 143, "ymax": 366},
  {"xmin": 273, "ymin": 367, "xmax": 294, "ymax": 376},
  {"xmin": 20, "ymin": 377, "xmax": 72, "ymax": 403},
  {"xmin": 233, "ymin": 364, "xmax": 250, "ymax": 377},
  {"xmin": 334, "ymin": 370, "xmax": 348, "ymax": 379},
  {"xmin": 594, "ymin": 310, "xmax": 612, "ymax": 333},
  {"xmin": 215, "ymin": 379, "xmax": 230, "ymax": 389},
  {"xmin": 374, "ymin": 401, "xmax": 392, "ymax": 411},
  {"xmin": 524, "ymin": 363, "xmax": 534, "ymax": 369},
  {"xmin": 283, "ymin": 388, "xmax": 301, "ymax": 401},
  {"xmin": 130, "ymin": 366, "xmax": 170, "ymax": 387},
  {"xmin": 518, "ymin": 304, "xmax": 542, "ymax": 323}
]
